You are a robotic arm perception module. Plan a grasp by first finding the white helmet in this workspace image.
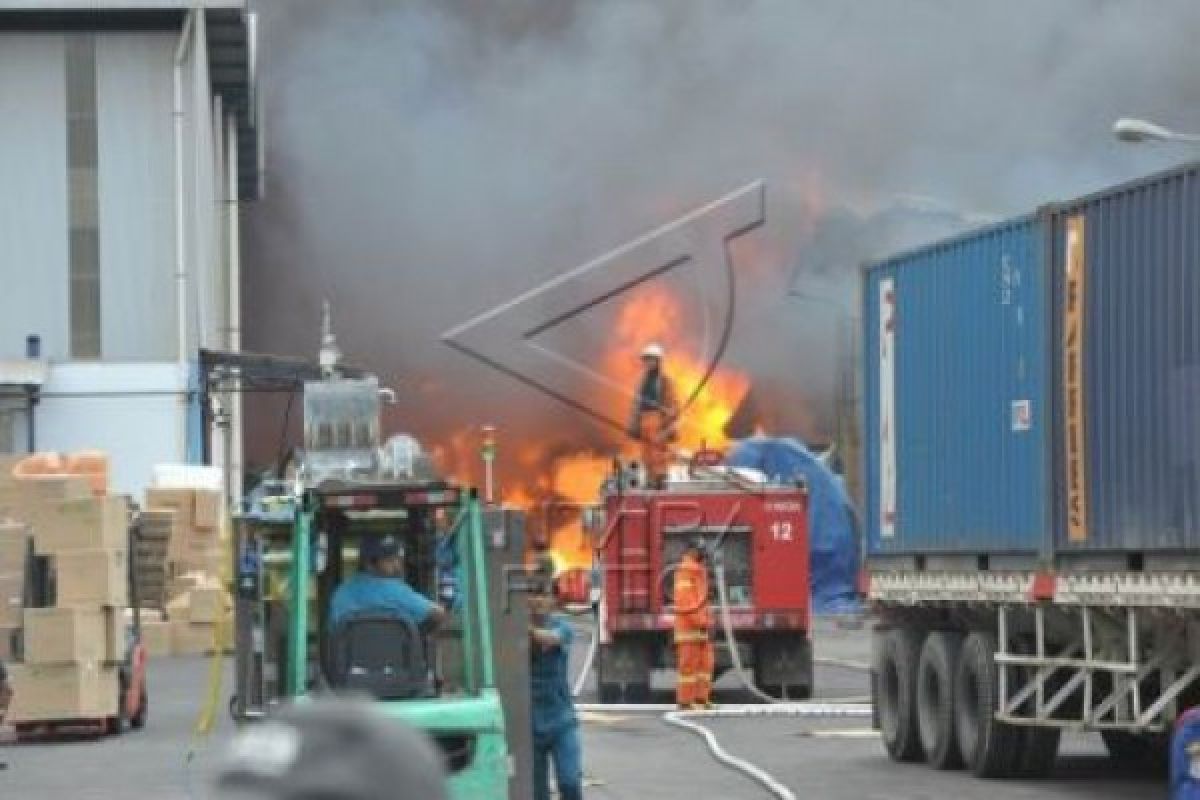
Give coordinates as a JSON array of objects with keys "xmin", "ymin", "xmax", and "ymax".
[{"xmin": 641, "ymin": 342, "xmax": 664, "ymax": 359}]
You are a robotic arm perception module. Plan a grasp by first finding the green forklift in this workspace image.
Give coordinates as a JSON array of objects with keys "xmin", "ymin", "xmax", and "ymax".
[{"xmin": 229, "ymin": 309, "xmax": 533, "ymax": 798}]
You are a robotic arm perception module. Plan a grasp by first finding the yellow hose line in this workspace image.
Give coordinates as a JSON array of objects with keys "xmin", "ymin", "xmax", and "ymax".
[
  {"xmin": 192, "ymin": 611, "xmax": 226, "ymax": 739},
  {"xmin": 189, "ymin": 514, "xmax": 231, "ymax": 742}
]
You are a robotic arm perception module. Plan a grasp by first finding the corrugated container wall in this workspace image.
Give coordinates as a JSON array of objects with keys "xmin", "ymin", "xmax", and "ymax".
[
  {"xmin": 864, "ymin": 216, "xmax": 1050, "ymax": 556},
  {"xmin": 1051, "ymin": 164, "xmax": 1200, "ymax": 555}
]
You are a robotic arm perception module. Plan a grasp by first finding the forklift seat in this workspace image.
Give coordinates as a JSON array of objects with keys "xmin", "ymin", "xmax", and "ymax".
[{"xmin": 323, "ymin": 610, "xmax": 431, "ymax": 700}]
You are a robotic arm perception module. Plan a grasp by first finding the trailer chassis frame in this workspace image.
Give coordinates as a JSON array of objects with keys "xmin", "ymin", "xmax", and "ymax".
[{"xmin": 871, "ymin": 568, "xmax": 1200, "ymax": 735}]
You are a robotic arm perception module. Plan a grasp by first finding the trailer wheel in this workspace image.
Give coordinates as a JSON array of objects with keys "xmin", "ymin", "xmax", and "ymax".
[
  {"xmin": 877, "ymin": 627, "xmax": 924, "ymax": 762},
  {"xmin": 916, "ymin": 632, "xmax": 962, "ymax": 770},
  {"xmin": 1100, "ymin": 731, "xmax": 1169, "ymax": 773},
  {"xmin": 1013, "ymin": 726, "xmax": 1060, "ymax": 778},
  {"xmin": 1009, "ymin": 661, "xmax": 1059, "ymax": 778},
  {"xmin": 869, "ymin": 667, "xmax": 881, "ymax": 730},
  {"xmin": 954, "ymin": 632, "xmax": 1021, "ymax": 778}
]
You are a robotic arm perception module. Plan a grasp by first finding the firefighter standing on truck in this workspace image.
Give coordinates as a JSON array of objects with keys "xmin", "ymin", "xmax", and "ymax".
[
  {"xmin": 673, "ymin": 539, "xmax": 714, "ymax": 710},
  {"xmin": 628, "ymin": 342, "xmax": 678, "ymax": 489}
]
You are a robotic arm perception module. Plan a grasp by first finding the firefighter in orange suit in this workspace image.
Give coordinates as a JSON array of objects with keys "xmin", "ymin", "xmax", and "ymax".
[
  {"xmin": 628, "ymin": 342, "xmax": 678, "ymax": 488},
  {"xmin": 673, "ymin": 539, "xmax": 714, "ymax": 710}
]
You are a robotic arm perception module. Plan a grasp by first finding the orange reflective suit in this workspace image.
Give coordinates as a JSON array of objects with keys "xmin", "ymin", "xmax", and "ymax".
[
  {"xmin": 673, "ymin": 552, "xmax": 713, "ymax": 707},
  {"xmin": 629, "ymin": 367, "xmax": 678, "ymax": 487}
]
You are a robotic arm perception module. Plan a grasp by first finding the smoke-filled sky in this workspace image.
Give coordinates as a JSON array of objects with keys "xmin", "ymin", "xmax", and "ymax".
[{"xmin": 243, "ymin": 0, "xmax": 1200, "ymax": 475}]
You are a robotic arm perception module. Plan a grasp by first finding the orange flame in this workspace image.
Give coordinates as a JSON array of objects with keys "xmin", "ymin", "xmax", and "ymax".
[
  {"xmin": 605, "ymin": 287, "xmax": 748, "ymax": 451},
  {"xmin": 431, "ymin": 284, "xmax": 753, "ymax": 574}
]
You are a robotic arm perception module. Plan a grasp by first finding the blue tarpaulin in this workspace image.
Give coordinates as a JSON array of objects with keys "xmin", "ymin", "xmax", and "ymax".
[{"xmin": 726, "ymin": 436, "xmax": 861, "ymax": 614}]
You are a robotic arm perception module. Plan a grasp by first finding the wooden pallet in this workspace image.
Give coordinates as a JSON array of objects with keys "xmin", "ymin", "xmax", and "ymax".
[{"xmin": 12, "ymin": 717, "xmax": 114, "ymax": 741}]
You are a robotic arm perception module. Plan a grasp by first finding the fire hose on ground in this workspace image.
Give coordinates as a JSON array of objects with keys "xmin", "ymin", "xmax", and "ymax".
[{"xmin": 568, "ymin": 562, "xmax": 872, "ymax": 800}]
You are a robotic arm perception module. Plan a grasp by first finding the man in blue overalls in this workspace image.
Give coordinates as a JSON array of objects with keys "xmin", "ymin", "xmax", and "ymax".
[{"xmin": 530, "ymin": 581, "xmax": 583, "ymax": 800}]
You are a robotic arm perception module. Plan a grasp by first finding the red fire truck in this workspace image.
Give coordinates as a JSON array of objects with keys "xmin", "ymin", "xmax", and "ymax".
[{"xmin": 591, "ymin": 463, "xmax": 812, "ymax": 702}]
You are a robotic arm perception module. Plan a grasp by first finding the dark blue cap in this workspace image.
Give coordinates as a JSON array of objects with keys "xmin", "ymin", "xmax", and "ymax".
[{"xmin": 361, "ymin": 534, "xmax": 402, "ymax": 562}]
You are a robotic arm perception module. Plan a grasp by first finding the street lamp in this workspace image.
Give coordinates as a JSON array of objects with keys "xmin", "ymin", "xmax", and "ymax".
[
  {"xmin": 1113, "ymin": 117, "xmax": 1200, "ymax": 144},
  {"xmin": 787, "ymin": 281, "xmax": 857, "ymax": 474}
]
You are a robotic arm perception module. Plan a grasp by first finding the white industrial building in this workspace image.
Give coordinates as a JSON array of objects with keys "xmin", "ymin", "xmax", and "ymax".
[{"xmin": 0, "ymin": 1, "xmax": 259, "ymax": 496}]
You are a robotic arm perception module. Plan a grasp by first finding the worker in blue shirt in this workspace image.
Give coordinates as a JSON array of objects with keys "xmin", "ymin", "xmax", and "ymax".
[
  {"xmin": 330, "ymin": 534, "xmax": 447, "ymax": 631},
  {"xmin": 530, "ymin": 580, "xmax": 583, "ymax": 800}
]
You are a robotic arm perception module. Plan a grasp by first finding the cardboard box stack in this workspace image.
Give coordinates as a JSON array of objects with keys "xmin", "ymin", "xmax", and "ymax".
[
  {"xmin": 133, "ymin": 509, "xmax": 175, "ymax": 611},
  {"xmin": 145, "ymin": 487, "xmax": 232, "ymax": 656},
  {"xmin": 0, "ymin": 523, "xmax": 29, "ymax": 661},
  {"xmin": 146, "ymin": 488, "xmax": 223, "ymax": 577},
  {"xmin": 2, "ymin": 474, "xmax": 126, "ymax": 724},
  {"xmin": 167, "ymin": 574, "xmax": 233, "ymax": 655}
]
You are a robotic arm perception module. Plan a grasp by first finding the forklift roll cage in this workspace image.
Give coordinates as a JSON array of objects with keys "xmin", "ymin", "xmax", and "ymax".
[{"xmin": 283, "ymin": 482, "xmax": 511, "ymax": 798}]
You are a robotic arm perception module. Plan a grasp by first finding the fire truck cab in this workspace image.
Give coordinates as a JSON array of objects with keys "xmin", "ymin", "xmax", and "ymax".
[{"xmin": 593, "ymin": 463, "xmax": 812, "ymax": 702}]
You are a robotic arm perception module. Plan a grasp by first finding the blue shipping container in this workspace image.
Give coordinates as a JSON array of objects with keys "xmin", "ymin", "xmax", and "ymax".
[
  {"xmin": 1051, "ymin": 163, "xmax": 1200, "ymax": 554},
  {"xmin": 863, "ymin": 216, "xmax": 1050, "ymax": 556}
]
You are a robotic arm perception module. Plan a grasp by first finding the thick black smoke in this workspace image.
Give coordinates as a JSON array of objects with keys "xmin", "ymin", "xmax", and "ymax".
[{"xmin": 243, "ymin": 0, "xmax": 1200, "ymax": 478}]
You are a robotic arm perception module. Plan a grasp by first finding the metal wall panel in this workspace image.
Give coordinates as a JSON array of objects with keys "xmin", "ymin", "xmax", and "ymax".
[
  {"xmin": 0, "ymin": 34, "xmax": 69, "ymax": 360},
  {"xmin": 96, "ymin": 32, "xmax": 177, "ymax": 361},
  {"xmin": 1051, "ymin": 163, "xmax": 1200, "ymax": 554},
  {"xmin": 37, "ymin": 361, "xmax": 187, "ymax": 495},
  {"xmin": 864, "ymin": 216, "xmax": 1050, "ymax": 555}
]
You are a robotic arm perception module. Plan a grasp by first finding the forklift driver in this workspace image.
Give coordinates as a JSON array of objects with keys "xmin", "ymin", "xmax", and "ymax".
[{"xmin": 330, "ymin": 534, "xmax": 448, "ymax": 632}]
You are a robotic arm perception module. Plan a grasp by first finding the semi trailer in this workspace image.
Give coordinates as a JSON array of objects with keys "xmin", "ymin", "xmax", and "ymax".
[{"xmin": 864, "ymin": 161, "xmax": 1200, "ymax": 778}]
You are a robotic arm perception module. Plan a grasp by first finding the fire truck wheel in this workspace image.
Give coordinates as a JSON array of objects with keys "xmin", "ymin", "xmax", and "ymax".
[
  {"xmin": 752, "ymin": 635, "xmax": 812, "ymax": 701},
  {"xmin": 955, "ymin": 632, "xmax": 1021, "ymax": 778},
  {"xmin": 877, "ymin": 627, "xmax": 925, "ymax": 763},
  {"xmin": 596, "ymin": 644, "xmax": 620, "ymax": 703},
  {"xmin": 915, "ymin": 631, "xmax": 963, "ymax": 770},
  {"xmin": 795, "ymin": 636, "xmax": 814, "ymax": 700},
  {"xmin": 625, "ymin": 682, "xmax": 651, "ymax": 703},
  {"xmin": 597, "ymin": 683, "xmax": 621, "ymax": 703}
]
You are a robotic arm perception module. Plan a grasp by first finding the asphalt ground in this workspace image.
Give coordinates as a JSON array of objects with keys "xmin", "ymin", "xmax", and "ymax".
[
  {"xmin": 0, "ymin": 618, "xmax": 1165, "ymax": 799},
  {"xmin": 574, "ymin": 616, "xmax": 1161, "ymax": 799}
]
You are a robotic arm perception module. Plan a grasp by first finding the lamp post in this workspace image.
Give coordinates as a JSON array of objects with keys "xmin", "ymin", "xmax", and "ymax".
[
  {"xmin": 481, "ymin": 424, "xmax": 496, "ymax": 505},
  {"xmin": 1113, "ymin": 117, "xmax": 1200, "ymax": 144},
  {"xmin": 787, "ymin": 281, "xmax": 860, "ymax": 503}
]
